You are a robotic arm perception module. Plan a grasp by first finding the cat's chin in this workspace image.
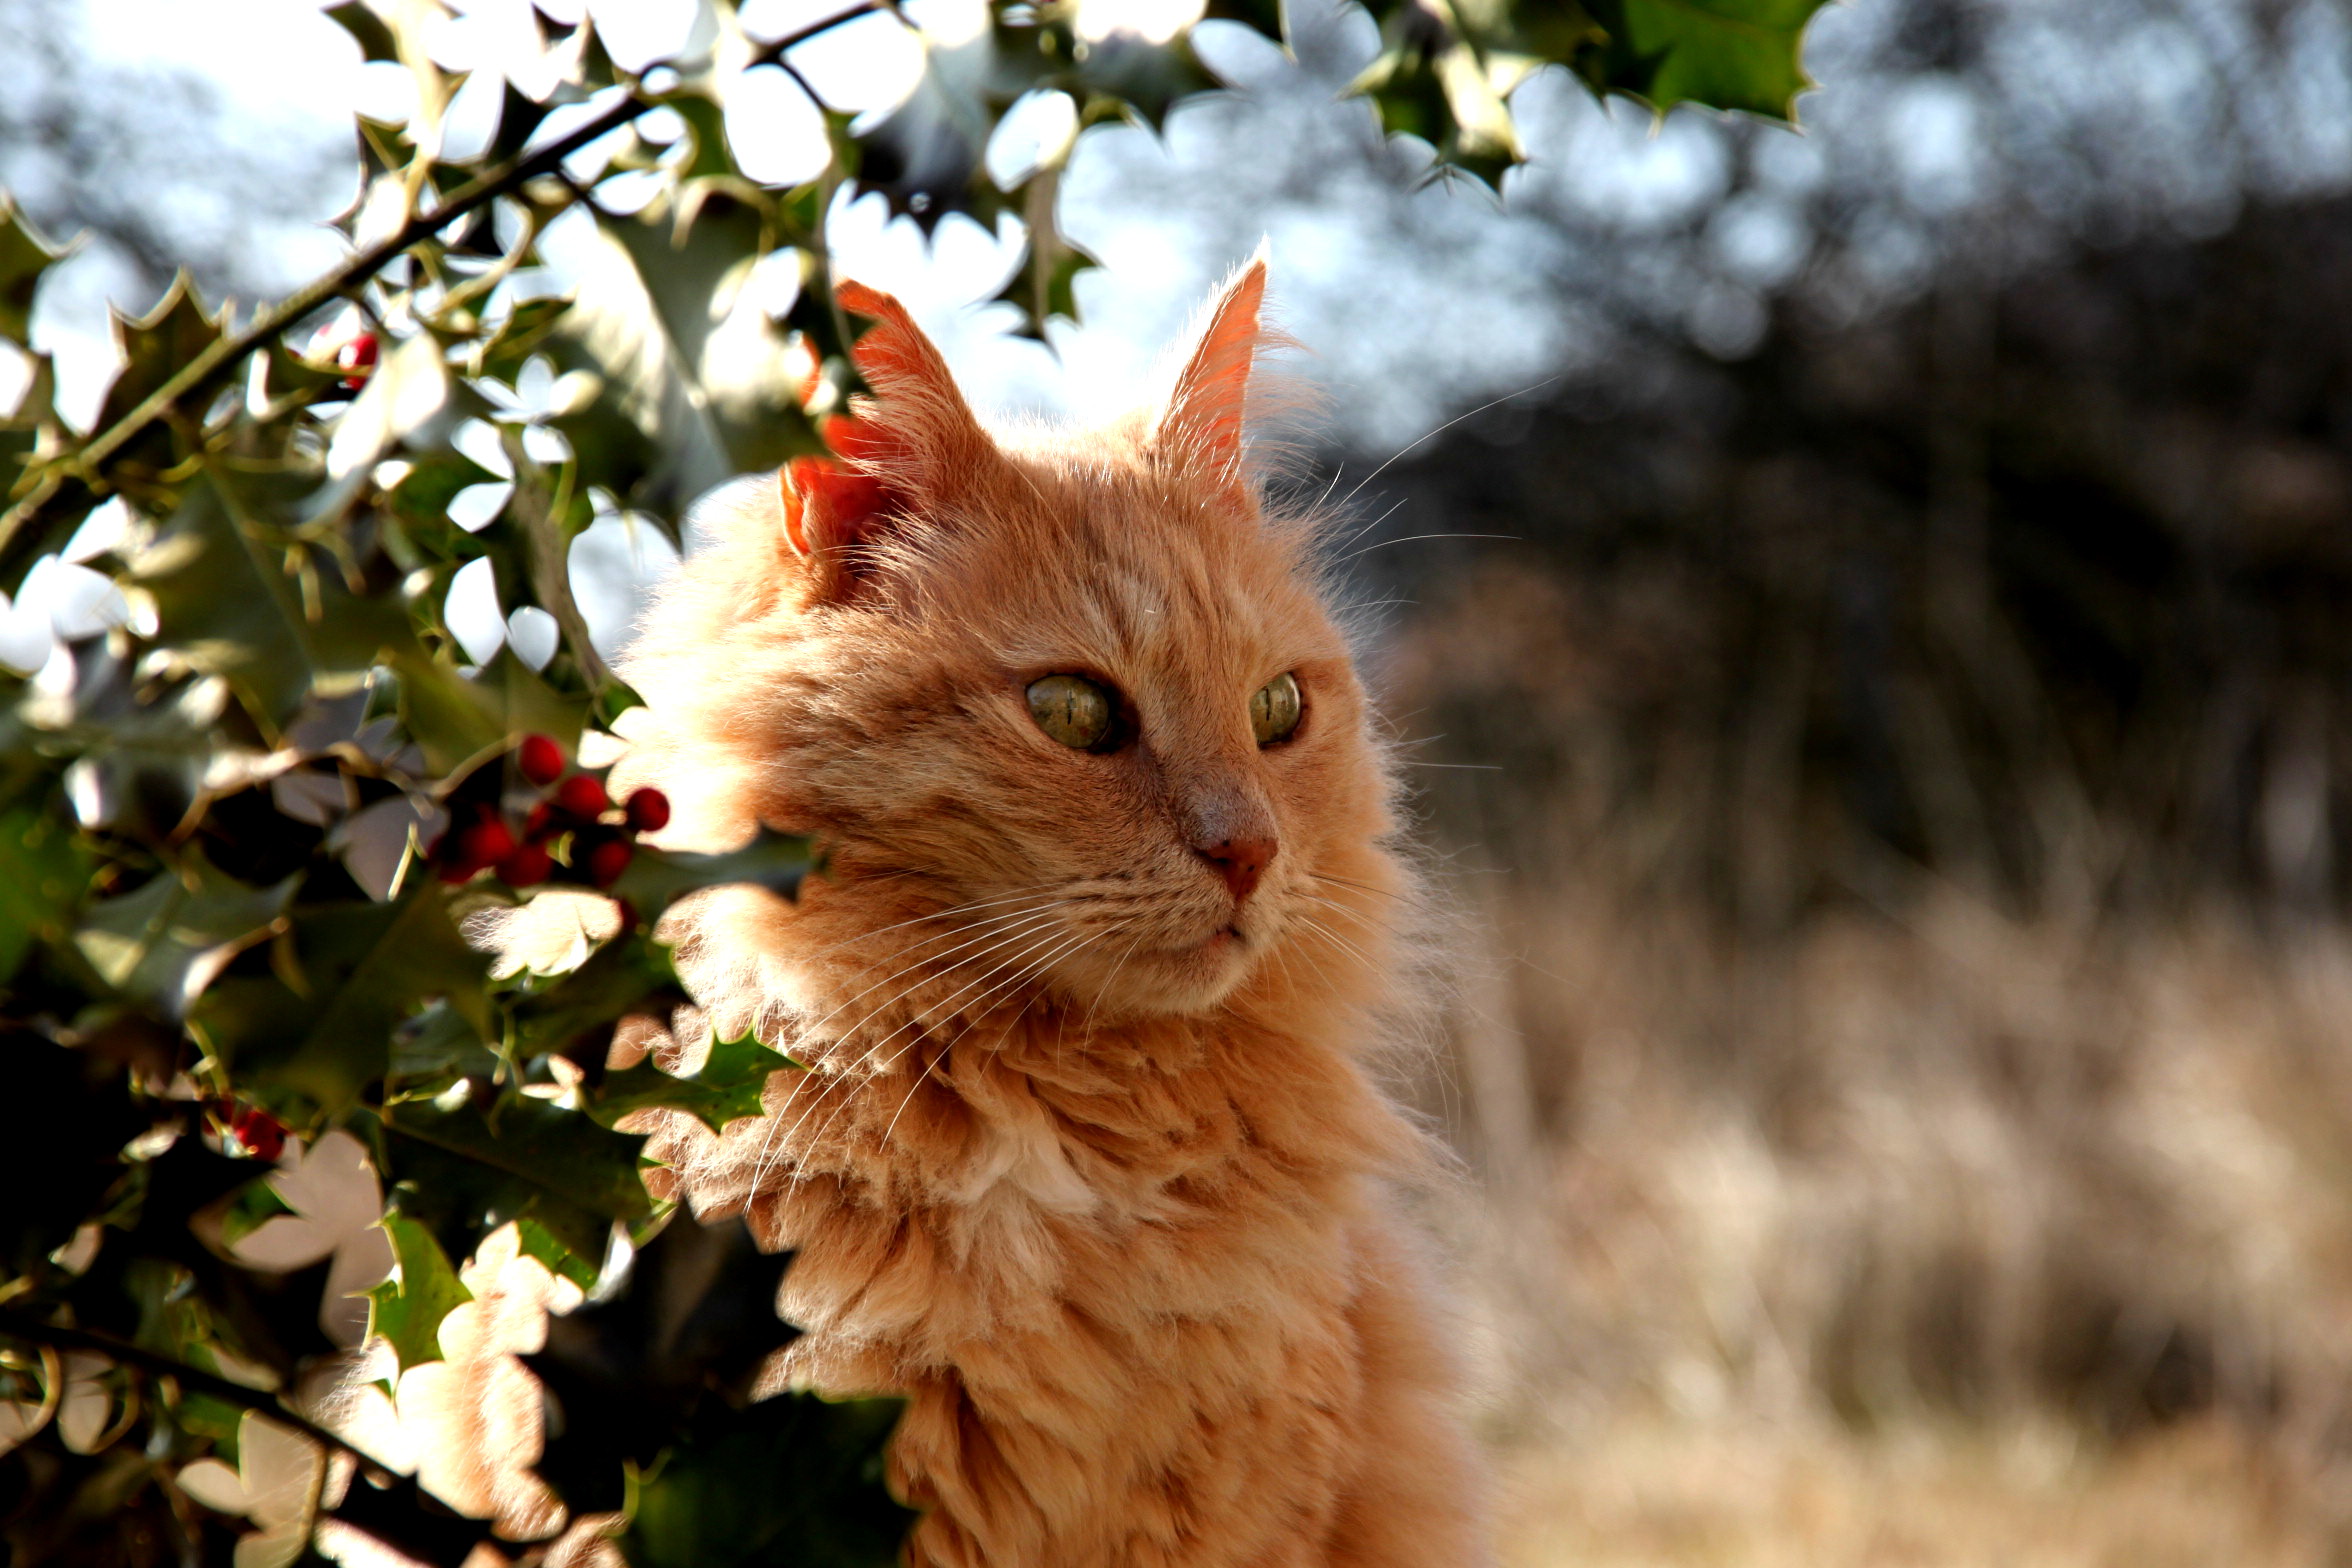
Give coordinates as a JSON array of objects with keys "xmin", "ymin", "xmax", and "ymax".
[{"xmin": 1057, "ymin": 928, "xmax": 1257, "ymax": 1021}]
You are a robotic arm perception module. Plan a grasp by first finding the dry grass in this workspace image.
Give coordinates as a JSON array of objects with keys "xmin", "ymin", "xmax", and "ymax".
[
  {"xmin": 1492, "ymin": 1416, "xmax": 2341, "ymax": 1568},
  {"xmin": 1419, "ymin": 884, "xmax": 2352, "ymax": 1561}
]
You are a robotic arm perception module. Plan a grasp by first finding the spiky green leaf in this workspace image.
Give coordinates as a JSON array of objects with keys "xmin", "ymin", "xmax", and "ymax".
[
  {"xmin": 593, "ymin": 1028, "xmax": 782, "ymax": 1134},
  {"xmin": 363, "ymin": 1210, "xmax": 474, "ymax": 1373}
]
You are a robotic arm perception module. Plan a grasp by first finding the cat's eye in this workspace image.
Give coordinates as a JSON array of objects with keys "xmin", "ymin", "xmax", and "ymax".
[
  {"xmin": 1250, "ymin": 672, "xmax": 1303, "ymax": 746},
  {"xmin": 1027, "ymin": 674, "xmax": 1119, "ymax": 751}
]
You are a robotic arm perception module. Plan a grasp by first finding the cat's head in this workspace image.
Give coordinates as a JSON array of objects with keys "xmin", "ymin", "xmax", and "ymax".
[{"xmin": 620, "ymin": 259, "xmax": 1399, "ymax": 1025}]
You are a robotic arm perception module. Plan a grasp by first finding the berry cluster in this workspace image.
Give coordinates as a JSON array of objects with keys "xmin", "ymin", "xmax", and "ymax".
[{"xmin": 435, "ymin": 733, "xmax": 670, "ymax": 891}]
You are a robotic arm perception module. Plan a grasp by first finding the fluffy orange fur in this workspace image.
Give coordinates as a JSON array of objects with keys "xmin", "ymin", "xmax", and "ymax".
[{"xmin": 371, "ymin": 260, "xmax": 1490, "ymax": 1567}]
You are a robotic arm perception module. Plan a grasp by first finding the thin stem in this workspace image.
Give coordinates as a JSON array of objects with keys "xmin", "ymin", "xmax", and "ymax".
[
  {"xmin": 0, "ymin": 1312, "xmax": 381, "ymax": 1474},
  {"xmin": 0, "ymin": 0, "xmax": 885, "ymax": 563}
]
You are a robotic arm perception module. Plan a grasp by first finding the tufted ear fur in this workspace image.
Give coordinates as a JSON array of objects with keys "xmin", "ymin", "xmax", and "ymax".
[
  {"xmin": 778, "ymin": 282, "xmax": 1002, "ymax": 597},
  {"xmin": 1151, "ymin": 251, "xmax": 1273, "ymax": 502}
]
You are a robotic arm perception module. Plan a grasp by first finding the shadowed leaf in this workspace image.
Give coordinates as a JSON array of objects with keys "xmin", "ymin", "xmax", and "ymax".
[
  {"xmin": 328, "ymin": 1469, "xmax": 493, "ymax": 1568},
  {"xmin": 610, "ymin": 830, "xmax": 814, "ymax": 922},
  {"xmin": 73, "ymin": 852, "xmax": 297, "ymax": 1022},
  {"xmin": 547, "ymin": 189, "xmax": 822, "ymax": 514},
  {"xmin": 622, "ymin": 1392, "xmax": 911, "ymax": 1568},
  {"xmin": 0, "ymin": 803, "xmax": 91, "ymax": 983},
  {"xmin": 91, "ymin": 274, "xmax": 222, "ymax": 442},
  {"xmin": 510, "ymin": 932, "xmax": 683, "ymax": 1061},
  {"xmin": 325, "ymin": 1, "xmax": 403, "ymax": 64},
  {"xmin": 380, "ymin": 1095, "xmax": 649, "ymax": 1269},
  {"xmin": 0, "ymin": 195, "xmax": 63, "ymax": 347},
  {"xmin": 191, "ymin": 888, "xmax": 490, "ymax": 1113},
  {"xmin": 522, "ymin": 1215, "xmax": 799, "ymax": 1516}
]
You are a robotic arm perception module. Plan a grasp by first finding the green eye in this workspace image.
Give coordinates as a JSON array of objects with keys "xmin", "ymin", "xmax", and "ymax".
[
  {"xmin": 1027, "ymin": 674, "xmax": 1119, "ymax": 751},
  {"xmin": 1250, "ymin": 672, "xmax": 1302, "ymax": 746}
]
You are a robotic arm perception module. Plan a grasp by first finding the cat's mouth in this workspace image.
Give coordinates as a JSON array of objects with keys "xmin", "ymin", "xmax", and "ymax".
[{"xmin": 1174, "ymin": 925, "xmax": 1242, "ymax": 957}]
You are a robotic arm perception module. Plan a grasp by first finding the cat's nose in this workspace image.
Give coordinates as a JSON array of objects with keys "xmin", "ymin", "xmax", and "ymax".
[{"xmin": 1194, "ymin": 833, "xmax": 1277, "ymax": 903}]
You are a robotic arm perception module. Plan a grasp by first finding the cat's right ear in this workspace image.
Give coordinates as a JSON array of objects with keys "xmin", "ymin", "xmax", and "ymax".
[
  {"xmin": 775, "ymin": 282, "xmax": 998, "ymax": 597},
  {"xmin": 1151, "ymin": 250, "xmax": 1273, "ymax": 504}
]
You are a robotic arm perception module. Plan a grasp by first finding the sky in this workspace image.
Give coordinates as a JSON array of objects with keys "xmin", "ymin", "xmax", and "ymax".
[
  {"xmin": 0, "ymin": 0, "xmax": 1762, "ymax": 445},
  {"xmin": 19, "ymin": 0, "xmax": 2348, "ymax": 451}
]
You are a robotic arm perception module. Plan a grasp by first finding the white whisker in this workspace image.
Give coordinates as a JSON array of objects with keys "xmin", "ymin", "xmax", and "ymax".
[
  {"xmin": 1330, "ymin": 532, "xmax": 1517, "ymax": 566},
  {"xmin": 1333, "ymin": 374, "xmax": 1560, "ymax": 513},
  {"xmin": 741, "ymin": 902, "xmax": 1073, "ymax": 1181},
  {"xmin": 880, "ymin": 930, "xmax": 1096, "ymax": 1147}
]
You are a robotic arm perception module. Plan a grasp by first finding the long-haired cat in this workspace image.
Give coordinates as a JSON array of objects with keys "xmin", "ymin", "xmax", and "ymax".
[{"xmin": 363, "ymin": 259, "xmax": 1491, "ymax": 1568}]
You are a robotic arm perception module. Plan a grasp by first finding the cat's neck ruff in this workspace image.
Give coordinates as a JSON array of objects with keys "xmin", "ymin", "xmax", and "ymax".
[{"xmin": 661, "ymin": 879, "xmax": 1414, "ymax": 1222}]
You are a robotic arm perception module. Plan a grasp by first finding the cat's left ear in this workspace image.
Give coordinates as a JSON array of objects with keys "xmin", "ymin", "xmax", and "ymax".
[
  {"xmin": 1152, "ymin": 249, "xmax": 1271, "ymax": 502},
  {"xmin": 776, "ymin": 281, "xmax": 1001, "ymax": 594}
]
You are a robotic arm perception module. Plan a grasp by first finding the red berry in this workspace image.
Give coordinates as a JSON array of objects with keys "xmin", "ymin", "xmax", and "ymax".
[
  {"xmin": 524, "ymin": 801, "xmax": 554, "ymax": 842},
  {"xmin": 554, "ymin": 775, "xmax": 610, "ymax": 819},
  {"xmin": 497, "ymin": 842, "xmax": 554, "ymax": 887},
  {"xmin": 624, "ymin": 787, "xmax": 671, "ymax": 834},
  {"xmin": 517, "ymin": 733, "xmax": 565, "ymax": 787},
  {"xmin": 232, "ymin": 1107, "xmax": 287, "ymax": 1162},
  {"xmin": 335, "ymin": 333, "xmax": 378, "ymax": 391},
  {"xmin": 583, "ymin": 835, "xmax": 633, "ymax": 889},
  {"xmin": 458, "ymin": 816, "xmax": 517, "ymax": 868}
]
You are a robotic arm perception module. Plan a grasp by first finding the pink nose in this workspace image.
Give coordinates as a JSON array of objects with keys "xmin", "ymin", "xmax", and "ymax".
[{"xmin": 1196, "ymin": 834, "xmax": 1277, "ymax": 903}]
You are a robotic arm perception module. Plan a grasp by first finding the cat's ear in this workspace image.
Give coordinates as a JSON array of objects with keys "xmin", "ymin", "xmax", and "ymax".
[
  {"xmin": 776, "ymin": 282, "xmax": 998, "ymax": 592},
  {"xmin": 1152, "ymin": 250, "xmax": 1272, "ymax": 499}
]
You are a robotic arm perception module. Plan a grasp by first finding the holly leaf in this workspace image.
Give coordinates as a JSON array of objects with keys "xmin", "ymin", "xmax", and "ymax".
[
  {"xmin": 592, "ymin": 1028, "xmax": 781, "ymax": 1134},
  {"xmin": 621, "ymin": 1392, "xmax": 912, "ymax": 1568},
  {"xmin": 0, "ymin": 352, "xmax": 63, "ymax": 488},
  {"xmin": 380, "ymin": 1095, "xmax": 650, "ymax": 1269},
  {"xmin": 1344, "ymin": 0, "xmax": 1825, "ymax": 187},
  {"xmin": 0, "ymin": 194, "xmax": 64, "ymax": 347},
  {"xmin": 610, "ymin": 829, "xmax": 815, "ymax": 921},
  {"xmin": 191, "ymin": 888, "xmax": 491, "ymax": 1113},
  {"xmin": 130, "ymin": 475, "xmax": 317, "ymax": 725},
  {"xmin": 388, "ymin": 644, "xmax": 580, "ymax": 779},
  {"xmin": 90, "ymin": 274, "xmax": 223, "ymax": 439},
  {"xmin": 1350, "ymin": 11, "xmax": 1531, "ymax": 189},
  {"xmin": 513, "ymin": 1214, "xmax": 599, "ymax": 1291},
  {"xmin": 1583, "ymin": 0, "xmax": 1829, "ymax": 121},
  {"xmin": 992, "ymin": 168, "xmax": 1100, "ymax": 340},
  {"xmin": 521, "ymin": 1214, "xmax": 798, "ymax": 1516},
  {"xmin": 547, "ymin": 189, "xmax": 822, "ymax": 515},
  {"xmin": 73, "ymin": 851, "xmax": 298, "ymax": 1022},
  {"xmin": 325, "ymin": 0, "xmax": 403, "ymax": 65},
  {"xmin": 484, "ymin": 80, "xmax": 552, "ymax": 167},
  {"xmin": 855, "ymin": 32, "xmax": 1011, "ymax": 235},
  {"xmin": 469, "ymin": 297, "xmax": 570, "ymax": 386},
  {"xmin": 0, "ymin": 802, "xmax": 92, "ymax": 984},
  {"xmin": 214, "ymin": 1177, "xmax": 296, "ymax": 1249},
  {"xmin": 322, "ymin": 330, "xmax": 479, "ymax": 489},
  {"xmin": 510, "ymin": 932, "xmax": 683, "ymax": 1061},
  {"xmin": 363, "ymin": 1211, "xmax": 473, "ymax": 1374}
]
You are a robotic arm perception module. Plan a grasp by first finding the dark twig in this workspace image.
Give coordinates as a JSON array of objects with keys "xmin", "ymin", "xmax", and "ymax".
[{"xmin": 0, "ymin": 1311, "xmax": 380, "ymax": 1471}]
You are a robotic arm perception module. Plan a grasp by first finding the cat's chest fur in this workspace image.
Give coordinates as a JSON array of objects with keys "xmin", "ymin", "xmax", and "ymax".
[
  {"xmin": 676, "ymin": 1007, "xmax": 1396, "ymax": 1371},
  {"xmin": 639, "ymin": 1010, "xmax": 1412, "ymax": 1566}
]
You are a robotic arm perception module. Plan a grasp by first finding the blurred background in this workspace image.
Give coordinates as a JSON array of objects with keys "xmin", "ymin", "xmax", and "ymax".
[{"xmin": 9, "ymin": 0, "xmax": 2352, "ymax": 1560}]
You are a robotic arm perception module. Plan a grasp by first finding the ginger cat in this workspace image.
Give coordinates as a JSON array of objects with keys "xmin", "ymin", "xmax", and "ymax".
[{"xmin": 369, "ymin": 260, "xmax": 1491, "ymax": 1568}]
